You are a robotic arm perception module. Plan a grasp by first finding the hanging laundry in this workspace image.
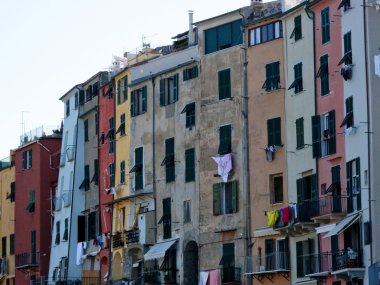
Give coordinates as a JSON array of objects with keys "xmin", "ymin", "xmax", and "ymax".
[
  {"xmin": 110, "ymin": 187, "xmax": 116, "ymax": 195},
  {"xmin": 212, "ymin": 153, "xmax": 232, "ymax": 183},
  {"xmin": 340, "ymin": 65, "xmax": 352, "ymax": 81},
  {"xmin": 290, "ymin": 204, "xmax": 298, "ymax": 221},
  {"xmin": 208, "ymin": 269, "xmax": 220, "ymax": 285},
  {"xmin": 76, "ymin": 242, "xmax": 87, "ymax": 265},
  {"xmin": 275, "ymin": 209, "xmax": 284, "ymax": 227},
  {"xmin": 267, "ymin": 210, "xmax": 279, "ymax": 226},
  {"xmin": 198, "ymin": 271, "xmax": 209, "ymax": 285},
  {"xmin": 282, "ymin": 206, "xmax": 290, "ymax": 223},
  {"xmin": 375, "ymin": 55, "xmax": 380, "ymax": 77},
  {"xmin": 265, "ymin": 145, "xmax": 277, "ymax": 161},
  {"xmin": 97, "ymin": 235, "xmax": 103, "ymax": 248}
]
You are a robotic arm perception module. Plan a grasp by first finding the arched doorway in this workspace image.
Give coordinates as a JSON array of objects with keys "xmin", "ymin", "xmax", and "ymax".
[
  {"xmin": 128, "ymin": 247, "xmax": 143, "ymax": 282},
  {"xmin": 112, "ymin": 252, "xmax": 122, "ymax": 281},
  {"xmin": 183, "ymin": 241, "xmax": 199, "ymax": 285}
]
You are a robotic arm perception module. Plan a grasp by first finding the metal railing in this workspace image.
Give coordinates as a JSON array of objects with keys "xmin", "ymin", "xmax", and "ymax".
[
  {"xmin": 301, "ymin": 196, "xmax": 348, "ymax": 218},
  {"xmin": 245, "ymin": 252, "xmax": 290, "ymax": 274},
  {"xmin": 309, "ymin": 252, "xmax": 332, "ymax": 274},
  {"xmin": 125, "ymin": 229, "xmax": 140, "ymax": 244},
  {"xmin": 15, "ymin": 251, "xmax": 39, "ymax": 268},
  {"xmin": 332, "ymin": 250, "xmax": 363, "ymax": 271},
  {"xmin": 112, "ymin": 232, "xmax": 124, "ymax": 248},
  {"xmin": 20, "ymin": 125, "xmax": 60, "ymax": 146},
  {"xmin": 222, "ymin": 267, "xmax": 241, "ymax": 283}
]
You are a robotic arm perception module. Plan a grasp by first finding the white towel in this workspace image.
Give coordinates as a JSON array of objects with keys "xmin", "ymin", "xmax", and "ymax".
[
  {"xmin": 212, "ymin": 153, "xmax": 232, "ymax": 182},
  {"xmin": 198, "ymin": 271, "xmax": 209, "ymax": 285},
  {"xmin": 76, "ymin": 242, "xmax": 87, "ymax": 265}
]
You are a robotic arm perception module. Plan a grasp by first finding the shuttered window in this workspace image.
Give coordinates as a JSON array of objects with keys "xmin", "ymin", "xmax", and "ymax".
[
  {"xmin": 55, "ymin": 221, "xmax": 60, "ymax": 245},
  {"xmin": 321, "ymin": 8, "xmax": 330, "ymax": 44},
  {"xmin": 328, "ymin": 110, "xmax": 336, "ymax": 155},
  {"xmin": 84, "ymin": 119, "xmax": 89, "ymax": 142},
  {"xmin": 162, "ymin": 198, "xmax": 171, "ymax": 239},
  {"xmin": 185, "ymin": 148, "xmax": 195, "ymax": 182},
  {"xmin": 183, "ymin": 200, "xmax": 191, "ymax": 223},
  {"xmin": 63, "ymin": 218, "xmax": 68, "ymax": 241},
  {"xmin": 164, "ymin": 138, "xmax": 175, "ymax": 183},
  {"xmin": 117, "ymin": 79, "xmax": 121, "ymax": 105},
  {"xmin": 131, "ymin": 86, "xmax": 147, "ymax": 116},
  {"xmin": 296, "ymin": 117, "xmax": 304, "ymax": 149},
  {"xmin": 120, "ymin": 160, "xmax": 125, "ymax": 184},
  {"xmin": 267, "ymin": 118, "xmax": 281, "ymax": 147},
  {"xmin": 183, "ymin": 66, "xmax": 198, "ymax": 81},
  {"xmin": 10, "ymin": 234, "xmax": 14, "ymax": 255},
  {"xmin": 109, "ymin": 163, "xmax": 115, "ymax": 187},
  {"xmin": 320, "ymin": 55, "xmax": 330, "ymax": 95},
  {"xmin": 290, "ymin": 15, "xmax": 302, "ymax": 41},
  {"xmin": 218, "ymin": 69, "xmax": 231, "ymax": 100},
  {"xmin": 160, "ymin": 74, "xmax": 179, "ymax": 106},
  {"xmin": 1, "ymin": 237, "xmax": 6, "ymax": 257},
  {"xmin": 218, "ymin": 125, "xmax": 232, "ymax": 155},
  {"xmin": 272, "ymin": 175, "xmax": 283, "ymax": 204},
  {"xmin": 135, "ymin": 147, "xmax": 144, "ymax": 190},
  {"xmin": 205, "ymin": 20, "xmax": 242, "ymax": 54},
  {"xmin": 213, "ymin": 181, "xmax": 238, "ymax": 215},
  {"xmin": 341, "ymin": 96, "xmax": 354, "ymax": 128},
  {"xmin": 123, "ymin": 76, "xmax": 128, "ymax": 102},
  {"xmin": 263, "ymin": 62, "xmax": 280, "ymax": 91},
  {"xmin": 84, "ymin": 165, "xmax": 90, "ymax": 191},
  {"xmin": 311, "ymin": 115, "xmax": 321, "ymax": 158}
]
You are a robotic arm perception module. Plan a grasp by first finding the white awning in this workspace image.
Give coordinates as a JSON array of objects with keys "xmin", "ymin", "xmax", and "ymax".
[
  {"xmin": 144, "ymin": 239, "xmax": 177, "ymax": 261},
  {"xmin": 323, "ymin": 213, "xmax": 360, "ymax": 238}
]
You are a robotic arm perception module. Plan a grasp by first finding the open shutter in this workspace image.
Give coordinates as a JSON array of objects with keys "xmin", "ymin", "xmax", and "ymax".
[
  {"xmin": 117, "ymin": 80, "xmax": 121, "ymax": 105},
  {"xmin": 356, "ymin": 158, "xmax": 361, "ymax": 210},
  {"xmin": 173, "ymin": 74, "xmax": 179, "ymax": 102},
  {"xmin": 310, "ymin": 174, "xmax": 318, "ymax": 201},
  {"xmin": 160, "ymin": 78, "xmax": 166, "ymax": 106},
  {"xmin": 142, "ymin": 86, "xmax": 147, "ymax": 113},
  {"xmin": 213, "ymin": 183, "xmax": 221, "ymax": 215},
  {"xmin": 328, "ymin": 110, "xmax": 336, "ymax": 154},
  {"xmin": 311, "ymin": 115, "xmax": 321, "ymax": 158},
  {"xmin": 346, "ymin": 161, "xmax": 352, "ymax": 212},
  {"xmin": 296, "ymin": 241, "xmax": 304, "ymax": 277},
  {"xmin": 130, "ymin": 90, "xmax": 135, "ymax": 117},
  {"xmin": 231, "ymin": 181, "xmax": 238, "ymax": 213},
  {"xmin": 296, "ymin": 178, "xmax": 303, "ymax": 203}
]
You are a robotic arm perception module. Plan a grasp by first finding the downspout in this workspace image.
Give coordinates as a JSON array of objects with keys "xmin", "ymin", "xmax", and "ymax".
[
  {"xmin": 362, "ymin": 0, "xmax": 373, "ymax": 265},
  {"xmin": 239, "ymin": 8, "xmax": 251, "ymax": 285},
  {"xmin": 151, "ymin": 76, "xmax": 157, "ymax": 244},
  {"xmin": 37, "ymin": 140, "xmax": 55, "ymax": 170}
]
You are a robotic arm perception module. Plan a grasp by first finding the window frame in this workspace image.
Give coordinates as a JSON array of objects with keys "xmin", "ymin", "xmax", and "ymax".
[
  {"xmin": 263, "ymin": 62, "xmax": 280, "ymax": 91},
  {"xmin": 218, "ymin": 69, "xmax": 231, "ymax": 100},
  {"xmin": 248, "ymin": 21, "xmax": 282, "ymax": 46},
  {"xmin": 120, "ymin": 160, "xmax": 125, "ymax": 184},
  {"xmin": 212, "ymin": 181, "xmax": 238, "ymax": 215},
  {"xmin": 164, "ymin": 138, "xmax": 175, "ymax": 183},
  {"xmin": 270, "ymin": 174, "xmax": 283, "ymax": 204},
  {"xmin": 204, "ymin": 20, "xmax": 242, "ymax": 54},
  {"xmin": 267, "ymin": 117, "xmax": 281, "ymax": 147},
  {"xmin": 183, "ymin": 66, "xmax": 198, "ymax": 81},
  {"xmin": 183, "ymin": 200, "xmax": 191, "ymax": 223},
  {"xmin": 319, "ymin": 54, "xmax": 330, "ymax": 96},
  {"xmin": 296, "ymin": 117, "xmax": 304, "ymax": 149},
  {"xmin": 131, "ymin": 86, "xmax": 147, "ymax": 117},
  {"xmin": 340, "ymin": 96, "xmax": 354, "ymax": 128},
  {"xmin": 160, "ymin": 75, "xmax": 179, "ymax": 106},
  {"xmin": 321, "ymin": 8, "xmax": 330, "ymax": 44}
]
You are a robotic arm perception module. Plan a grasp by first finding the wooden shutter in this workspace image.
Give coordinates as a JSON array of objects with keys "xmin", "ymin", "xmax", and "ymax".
[
  {"xmin": 311, "ymin": 115, "xmax": 321, "ymax": 158},
  {"xmin": 183, "ymin": 69, "xmax": 188, "ymax": 81},
  {"xmin": 123, "ymin": 76, "xmax": 128, "ymax": 101},
  {"xmin": 217, "ymin": 22, "xmax": 232, "ymax": 49},
  {"xmin": 142, "ymin": 86, "xmax": 147, "ymax": 113},
  {"xmin": 160, "ymin": 79, "xmax": 166, "ymax": 106},
  {"xmin": 130, "ymin": 90, "xmax": 135, "ymax": 117},
  {"xmin": 205, "ymin": 28, "xmax": 217, "ymax": 54},
  {"xmin": 294, "ymin": 15, "xmax": 302, "ymax": 41},
  {"xmin": 296, "ymin": 241, "xmax": 304, "ymax": 277},
  {"xmin": 296, "ymin": 118, "xmax": 304, "ymax": 148},
  {"xmin": 321, "ymin": 8, "xmax": 330, "ymax": 44},
  {"xmin": 296, "ymin": 178, "xmax": 303, "ymax": 203},
  {"xmin": 173, "ymin": 74, "xmax": 179, "ymax": 102},
  {"xmin": 231, "ymin": 181, "xmax": 238, "ymax": 213},
  {"xmin": 218, "ymin": 69, "xmax": 231, "ymax": 100},
  {"xmin": 28, "ymin": 149, "xmax": 32, "ymax": 168},
  {"xmin": 22, "ymin": 151, "xmax": 26, "ymax": 169},
  {"xmin": 328, "ymin": 110, "xmax": 336, "ymax": 154},
  {"xmin": 356, "ymin": 158, "xmax": 361, "ymax": 210},
  {"xmin": 213, "ymin": 183, "xmax": 221, "ymax": 215},
  {"xmin": 117, "ymin": 80, "xmax": 121, "ymax": 105},
  {"xmin": 310, "ymin": 174, "xmax": 318, "ymax": 200}
]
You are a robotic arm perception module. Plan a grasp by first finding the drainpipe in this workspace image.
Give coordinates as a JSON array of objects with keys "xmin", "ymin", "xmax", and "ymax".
[
  {"xmin": 151, "ymin": 76, "xmax": 158, "ymax": 244},
  {"xmin": 362, "ymin": 0, "xmax": 373, "ymax": 265},
  {"xmin": 239, "ymin": 8, "xmax": 252, "ymax": 285},
  {"xmin": 37, "ymin": 140, "xmax": 56, "ymax": 170}
]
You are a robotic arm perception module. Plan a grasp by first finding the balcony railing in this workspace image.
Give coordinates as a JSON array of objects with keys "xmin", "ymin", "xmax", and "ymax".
[
  {"xmin": 112, "ymin": 232, "xmax": 124, "ymax": 249},
  {"xmin": 125, "ymin": 229, "xmax": 139, "ymax": 244},
  {"xmin": 222, "ymin": 267, "xmax": 241, "ymax": 284},
  {"xmin": 16, "ymin": 252, "xmax": 39, "ymax": 268},
  {"xmin": 332, "ymin": 250, "xmax": 363, "ymax": 272},
  {"xmin": 245, "ymin": 252, "xmax": 290, "ymax": 274},
  {"xmin": 301, "ymin": 196, "xmax": 348, "ymax": 219},
  {"xmin": 308, "ymin": 252, "xmax": 332, "ymax": 275}
]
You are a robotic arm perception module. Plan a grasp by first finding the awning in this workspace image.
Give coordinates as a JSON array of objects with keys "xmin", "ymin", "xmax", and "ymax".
[
  {"xmin": 144, "ymin": 239, "xmax": 177, "ymax": 261},
  {"xmin": 323, "ymin": 213, "xmax": 360, "ymax": 238}
]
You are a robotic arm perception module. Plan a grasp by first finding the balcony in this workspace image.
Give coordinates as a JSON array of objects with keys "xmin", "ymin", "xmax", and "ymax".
[
  {"xmin": 245, "ymin": 253, "xmax": 290, "ymax": 282},
  {"xmin": 305, "ymin": 252, "xmax": 332, "ymax": 278},
  {"xmin": 112, "ymin": 232, "xmax": 124, "ymax": 249},
  {"xmin": 15, "ymin": 252, "xmax": 39, "ymax": 269},
  {"xmin": 302, "ymin": 195, "xmax": 348, "ymax": 223},
  {"xmin": 222, "ymin": 267, "xmax": 241, "ymax": 284},
  {"xmin": 125, "ymin": 229, "xmax": 140, "ymax": 244},
  {"xmin": 331, "ymin": 250, "xmax": 365, "ymax": 280}
]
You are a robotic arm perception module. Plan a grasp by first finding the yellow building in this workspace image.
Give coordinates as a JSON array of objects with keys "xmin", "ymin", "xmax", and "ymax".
[{"xmin": 0, "ymin": 153, "xmax": 15, "ymax": 285}]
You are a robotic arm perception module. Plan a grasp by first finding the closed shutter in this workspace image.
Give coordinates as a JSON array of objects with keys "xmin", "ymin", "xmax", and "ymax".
[
  {"xmin": 296, "ymin": 241, "xmax": 304, "ymax": 277},
  {"xmin": 265, "ymin": 239, "xmax": 275, "ymax": 271},
  {"xmin": 296, "ymin": 178, "xmax": 303, "ymax": 203},
  {"xmin": 160, "ymin": 79, "xmax": 166, "ymax": 106},
  {"xmin": 130, "ymin": 90, "xmax": 135, "ymax": 117},
  {"xmin": 205, "ymin": 28, "xmax": 217, "ymax": 54},
  {"xmin": 218, "ymin": 69, "xmax": 231, "ymax": 100},
  {"xmin": 117, "ymin": 80, "xmax": 121, "ymax": 105},
  {"xmin": 296, "ymin": 118, "xmax": 304, "ymax": 149},
  {"xmin": 267, "ymin": 118, "xmax": 281, "ymax": 146},
  {"xmin": 183, "ymin": 69, "xmax": 188, "ymax": 81},
  {"xmin": 28, "ymin": 149, "xmax": 32, "ymax": 168},
  {"xmin": 328, "ymin": 110, "xmax": 336, "ymax": 154},
  {"xmin": 173, "ymin": 74, "xmax": 179, "ymax": 102},
  {"xmin": 185, "ymin": 148, "xmax": 195, "ymax": 182},
  {"xmin": 321, "ymin": 8, "xmax": 330, "ymax": 44},
  {"xmin": 22, "ymin": 152, "xmax": 27, "ymax": 169},
  {"xmin": 310, "ymin": 174, "xmax": 318, "ymax": 201},
  {"xmin": 142, "ymin": 86, "xmax": 147, "ymax": 113},
  {"xmin": 218, "ymin": 125, "xmax": 232, "ymax": 155},
  {"xmin": 311, "ymin": 115, "xmax": 321, "ymax": 158},
  {"xmin": 231, "ymin": 181, "xmax": 238, "ymax": 213},
  {"xmin": 356, "ymin": 158, "xmax": 361, "ymax": 210},
  {"xmin": 346, "ymin": 160, "xmax": 353, "ymax": 213},
  {"xmin": 294, "ymin": 15, "xmax": 302, "ymax": 41},
  {"xmin": 123, "ymin": 76, "xmax": 128, "ymax": 101},
  {"xmin": 217, "ymin": 23, "xmax": 232, "ymax": 49},
  {"xmin": 213, "ymin": 183, "xmax": 221, "ymax": 215}
]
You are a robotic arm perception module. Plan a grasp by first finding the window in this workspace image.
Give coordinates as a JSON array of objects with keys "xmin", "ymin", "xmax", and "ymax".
[
  {"xmin": 267, "ymin": 118, "xmax": 281, "ymax": 147},
  {"xmin": 297, "ymin": 174, "xmax": 318, "ymax": 203},
  {"xmin": 181, "ymin": 102, "xmax": 195, "ymax": 128},
  {"xmin": 87, "ymin": 211, "xmax": 97, "ymax": 240},
  {"xmin": 75, "ymin": 92, "xmax": 79, "ymax": 109},
  {"xmin": 109, "ymin": 163, "xmax": 115, "ymax": 187},
  {"xmin": 290, "ymin": 15, "xmax": 302, "ymax": 41},
  {"xmin": 288, "ymin": 63, "xmax": 303, "ymax": 93},
  {"xmin": 321, "ymin": 8, "xmax": 330, "ymax": 44},
  {"xmin": 213, "ymin": 180, "xmax": 238, "ymax": 215},
  {"xmin": 218, "ymin": 125, "xmax": 232, "ymax": 155},
  {"xmin": 117, "ymin": 80, "xmax": 121, "ymax": 105},
  {"xmin": 271, "ymin": 175, "xmax": 283, "ymax": 204},
  {"xmin": 162, "ymin": 198, "xmax": 171, "ymax": 239},
  {"xmin": 347, "ymin": 158, "xmax": 361, "ymax": 212},
  {"xmin": 162, "ymin": 138, "xmax": 175, "ymax": 183},
  {"xmin": 2, "ymin": 237, "xmax": 6, "ymax": 257},
  {"xmin": 296, "ymin": 239, "xmax": 314, "ymax": 277},
  {"xmin": 318, "ymin": 55, "xmax": 329, "ymax": 95},
  {"xmin": 338, "ymin": 32, "xmax": 352, "ymax": 65},
  {"xmin": 79, "ymin": 90, "xmax": 85, "ymax": 105},
  {"xmin": 95, "ymin": 112, "xmax": 98, "ymax": 135},
  {"xmin": 338, "ymin": 0, "xmax": 351, "ymax": 11},
  {"xmin": 84, "ymin": 119, "xmax": 89, "ymax": 142},
  {"xmin": 296, "ymin": 118, "xmax": 304, "ymax": 149},
  {"xmin": 60, "ymin": 257, "xmax": 68, "ymax": 281},
  {"xmin": 108, "ymin": 117, "xmax": 115, "ymax": 154},
  {"xmin": 130, "ymin": 147, "xmax": 144, "ymax": 190},
  {"xmin": 10, "ymin": 234, "xmax": 14, "ymax": 255},
  {"xmin": 91, "ymin": 159, "xmax": 98, "ymax": 186},
  {"xmin": 26, "ymin": 191, "xmax": 35, "ymax": 212},
  {"xmin": 263, "ymin": 62, "xmax": 280, "ymax": 91},
  {"xmin": 116, "ymin": 113, "xmax": 126, "ymax": 136},
  {"xmin": 218, "ymin": 69, "xmax": 231, "ymax": 100},
  {"xmin": 123, "ymin": 76, "xmax": 128, "ymax": 102},
  {"xmin": 321, "ymin": 111, "xmax": 336, "ymax": 157},
  {"xmin": 249, "ymin": 21, "xmax": 282, "ymax": 46},
  {"xmin": 183, "ymin": 66, "xmax": 198, "ymax": 81},
  {"xmin": 183, "ymin": 200, "xmax": 191, "ymax": 223},
  {"xmin": 221, "ymin": 243, "xmax": 235, "ymax": 281},
  {"xmin": 66, "ymin": 100, "xmax": 70, "ymax": 117},
  {"xmin": 9, "ymin": 182, "xmax": 15, "ymax": 202},
  {"xmin": 31, "ymin": 230, "xmax": 36, "ymax": 263},
  {"xmin": 27, "ymin": 149, "xmax": 32, "ymax": 168},
  {"xmin": 364, "ymin": 221, "xmax": 371, "ymax": 245},
  {"xmin": 131, "ymin": 86, "xmax": 147, "ymax": 116},
  {"xmin": 92, "ymin": 82, "xmax": 99, "ymax": 97},
  {"xmin": 63, "ymin": 218, "xmax": 68, "ymax": 241},
  {"xmin": 55, "ymin": 221, "xmax": 60, "ymax": 245},
  {"xmin": 84, "ymin": 165, "xmax": 90, "ymax": 191},
  {"xmin": 160, "ymin": 74, "xmax": 179, "ymax": 106},
  {"xmin": 85, "ymin": 85, "xmax": 92, "ymax": 102},
  {"xmin": 119, "ymin": 160, "xmax": 125, "ymax": 184},
  {"xmin": 185, "ymin": 148, "xmax": 195, "ymax": 182},
  {"xmin": 205, "ymin": 20, "xmax": 242, "ymax": 54},
  {"xmin": 341, "ymin": 96, "xmax": 354, "ymax": 128},
  {"xmin": 22, "ymin": 149, "xmax": 33, "ymax": 170}
]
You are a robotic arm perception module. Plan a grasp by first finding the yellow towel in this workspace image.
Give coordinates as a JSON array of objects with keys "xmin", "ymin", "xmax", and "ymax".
[{"xmin": 267, "ymin": 210, "xmax": 279, "ymax": 227}]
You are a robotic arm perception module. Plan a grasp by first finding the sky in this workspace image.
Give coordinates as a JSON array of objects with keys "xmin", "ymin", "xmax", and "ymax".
[{"xmin": 0, "ymin": 0, "xmax": 253, "ymax": 159}]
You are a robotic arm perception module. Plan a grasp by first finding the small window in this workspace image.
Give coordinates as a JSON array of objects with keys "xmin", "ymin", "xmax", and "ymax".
[
  {"xmin": 95, "ymin": 112, "xmax": 98, "ymax": 135},
  {"xmin": 271, "ymin": 175, "xmax": 283, "ymax": 204},
  {"xmin": 213, "ymin": 181, "xmax": 238, "ymax": 215},
  {"xmin": 162, "ymin": 198, "xmax": 171, "ymax": 239},
  {"xmin": 218, "ymin": 69, "xmax": 231, "ymax": 100},
  {"xmin": 296, "ymin": 117, "xmax": 304, "ymax": 149},
  {"xmin": 181, "ymin": 103, "xmax": 195, "ymax": 128},
  {"xmin": 183, "ymin": 66, "xmax": 198, "ymax": 81},
  {"xmin": 66, "ymin": 100, "xmax": 70, "ymax": 117},
  {"xmin": 364, "ymin": 221, "xmax": 371, "ymax": 245},
  {"xmin": 1, "ymin": 237, "xmax": 6, "ymax": 257},
  {"xmin": 115, "ymin": 113, "xmax": 126, "ymax": 136},
  {"xmin": 318, "ymin": 55, "xmax": 330, "ymax": 95},
  {"xmin": 263, "ymin": 62, "xmax": 280, "ymax": 91},
  {"xmin": 117, "ymin": 79, "xmax": 121, "ymax": 105},
  {"xmin": 340, "ymin": 96, "xmax": 354, "ymax": 128},
  {"xmin": 9, "ymin": 182, "xmax": 15, "ymax": 202},
  {"xmin": 321, "ymin": 8, "xmax": 330, "ymax": 44},
  {"xmin": 108, "ymin": 117, "xmax": 115, "ymax": 154},
  {"xmin": 218, "ymin": 125, "xmax": 232, "ymax": 155},
  {"xmin": 338, "ymin": 0, "xmax": 351, "ymax": 11},
  {"xmin": 55, "ymin": 221, "xmax": 60, "ymax": 245},
  {"xmin": 290, "ymin": 15, "xmax": 302, "ymax": 41},
  {"xmin": 160, "ymin": 75, "xmax": 179, "ymax": 106},
  {"xmin": 120, "ymin": 160, "xmax": 125, "ymax": 184},
  {"xmin": 85, "ymin": 85, "xmax": 92, "ymax": 102},
  {"xmin": 183, "ymin": 200, "xmax": 191, "ymax": 223},
  {"xmin": 123, "ymin": 76, "xmax": 128, "ymax": 102},
  {"xmin": 267, "ymin": 117, "xmax": 281, "ymax": 147},
  {"xmin": 26, "ymin": 191, "xmax": 35, "ymax": 212},
  {"xmin": 63, "ymin": 218, "xmax": 68, "ymax": 241},
  {"xmin": 131, "ymin": 86, "xmax": 147, "ymax": 116},
  {"xmin": 185, "ymin": 148, "xmax": 195, "ymax": 182},
  {"xmin": 288, "ymin": 63, "xmax": 303, "ymax": 93},
  {"xmin": 321, "ymin": 111, "xmax": 336, "ymax": 157},
  {"xmin": 109, "ymin": 163, "xmax": 115, "ymax": 187},
  {"xmin": 338, "ymin": 32, "xmax": 352, "ymax": 65},
  {"xmin": 84, "ymin": 120, "xmax": 89, "ymax": 142},
  {"xmin": 92, "ymin": 82, "xmax": 99, "ymax": 97}
]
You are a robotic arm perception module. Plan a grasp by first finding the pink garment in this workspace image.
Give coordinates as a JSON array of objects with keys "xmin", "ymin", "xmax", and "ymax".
[
  {"xmin": 212, "ymin": 154, "xmax": 232, "ymax": 182},
  {"xmin": 282, "ymin": 206, "xmax": 290, "ymax": 223},
  {"xmin": 208, "ymin": 269, "xmax": 220, "ymax": 285}
]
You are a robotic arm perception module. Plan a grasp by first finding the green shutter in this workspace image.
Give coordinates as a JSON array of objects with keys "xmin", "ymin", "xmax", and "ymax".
[
  {"xmin": 231, "ymin": 181, "xmax": 238, "ymax": 213},
  {"xmin": 328, "ymin": 110, "xmax": 336, "ymax": 155},
  {"xmin": 142, "ymin": 86, "xmax": 147, "ymax": 113},
  {"xmin": 183, "ymin": 69, "xmax": 188, "ymax": 81},
  {"xmin": 320, "ymin": 55, "xmax": 329, "ymax": 95},
  {"xmin": 205, "ymin": 28, "xmax": 217, "ymax": 54},
  {"xmin": 160, "ymin": 78, "xmax": 166, "ymax": 106},
  {"xmin": 135, "ymin": 147, "xmax": 143, "ymax": 165},
  {"xmin": 219, "ymin": 125, "xmax": 232, "ymax": 155},
  {"xmin": 297, "ymin": 178, "xmax": 303, "ymax": 203},
  {"xmin": 213, "ymin": 183, "xmax": 221, "ymax": 215},
  {"xmin": 294, "ymin": 15, "xmax": 302, "ymax": 41},
  {"xmin": 321, "ymin": 8, "xmax": 330, "ymax": 44},
  {"xmin": 28, "ymin": 150, "xmax": 32, "ymax": 168},
  {"xmin": 296, "ymin": 241, "xmax": 304, "ymax": 277},
  {"xmin": 332, "ymin": 165, "xmax": 341, "ymax": 184},
  {"xmin": 117, "ymin": 80, "xmax": 121, "ymax": 105},
  {"xmin": 296, "ymin": 118, "xmax": 304, "ymax": 149},
  {"xmin": 130, "ymin": 90, "xmax": 135, "ymax": 117},
  {"xmin": 194, "ymin": 66, "xmax": 199, "ymax": 77},
  {"xmin": 173, "ymin": 74, "xmax": 179, "ymax": 102},
  {"xmin": 310, "ymin": 174, "xmax": 318, "ymax": 200},
  {"xmin": 356, "ymin": 158, "xmax": 361, "ymax": 210},
  {"xmin": 123, "ymin": 76, "xmax": 128, "ymax": 101},
  {"xmin": 217, "ymin": 23, "xmax": 232, "ymax": 49},
  {"xmin": 218, "ymin": 69, "xmax": 231, "ymax": 100},
  {"xmin": 346, "ymin": 96, "xmax": 353, "ymax": 113},
  {"xmin": 185, "ymin": 148, "xmax": 195, "ymax": 182},
  {"xmin": 311, "ymin": 115, "xmax": 321, "ymax": 158},
  {"xmin": 22, "ymin": 152, "xmax": 26, "ymax": 169},
  {"xmin": 231, "ymin": 20, "xmax": 243, "ymax": 46}
]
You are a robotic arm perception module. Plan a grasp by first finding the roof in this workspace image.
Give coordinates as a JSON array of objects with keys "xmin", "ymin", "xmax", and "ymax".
[
  {"xmin": 194, "ymin": 7, "xmax": 246, "ymax": 26},
  {"xmin": 59, "ymin": 84, "xmax": 82, "ymax": 101}
]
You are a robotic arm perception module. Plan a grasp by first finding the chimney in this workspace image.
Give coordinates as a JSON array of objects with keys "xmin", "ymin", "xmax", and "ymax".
[
  {"xmin": 251, "ymin": 0, "xmax": 264, "ymax": 17},
  {"xmin": 188, "ymin": 10, "xmax": 195, "ymax": 46}
]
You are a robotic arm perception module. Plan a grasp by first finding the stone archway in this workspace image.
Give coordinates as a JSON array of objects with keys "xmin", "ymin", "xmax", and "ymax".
[
  {"xmin": 183, "ymin": 241, "xmax": 199, "ymax": 285},
  {"xmin": 112, "ymin": 251, "xmax": 122, "ymax": 281}
]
